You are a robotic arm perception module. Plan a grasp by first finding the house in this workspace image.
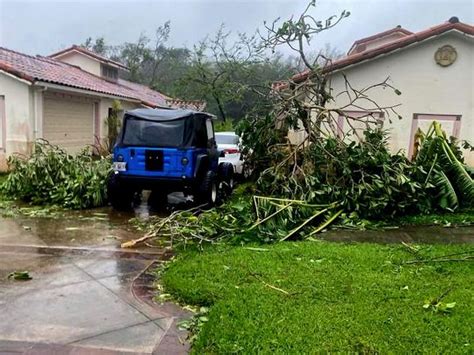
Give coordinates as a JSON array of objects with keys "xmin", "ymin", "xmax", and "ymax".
[
  {"xmin": 283, "ymin": 17, "xmax": 474, "ymax": 165},
  {"xmin": 0, "ymin": 45, "xmax": 204, "ymax": 171}
]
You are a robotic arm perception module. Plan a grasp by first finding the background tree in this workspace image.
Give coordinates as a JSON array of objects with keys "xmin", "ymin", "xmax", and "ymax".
[{"xmin": 82, "ymin": 37, "xmax": 107, "ymax": 56}]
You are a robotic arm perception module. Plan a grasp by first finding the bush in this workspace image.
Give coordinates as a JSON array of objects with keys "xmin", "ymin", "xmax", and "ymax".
[
  {"xmin": 257, "ymin": 130, "xmax": 428, "ymax": 219},
  {"xmin": 254, "ymin": 127, "xmax": 473, "ymax": 220},
  {"xmin": 1, "ymin": 140, "xmax": 111, "ymax": 209}
]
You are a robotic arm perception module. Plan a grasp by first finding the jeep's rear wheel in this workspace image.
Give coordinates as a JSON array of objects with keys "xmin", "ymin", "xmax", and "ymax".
[
  {"xmin": 197, "ymin": 171, "xmax": 218, "ymax": 206},
  {"xmin": 108, "ymin": 175, "xmax": 134, "ymax": 210}
]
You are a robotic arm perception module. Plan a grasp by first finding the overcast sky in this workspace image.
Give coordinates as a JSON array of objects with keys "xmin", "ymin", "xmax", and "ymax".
[{"xmin": 0, "ymin": 0, "xmax": 472, "ymax": 57}]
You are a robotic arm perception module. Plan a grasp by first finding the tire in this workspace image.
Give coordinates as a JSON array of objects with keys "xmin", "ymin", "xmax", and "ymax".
[
  {"xmin": 148, "ymin": 190, "xmax": 169, "ymax": 210},
  {"xmin": 218, "ymin": 162, "xmax": 234, "ymax": 195},
  {"xmin": 197, "ymin": 171, "xmax": 218, "ymax": 206},
  {"xmin": 108, "ymin": 174, "xmax": 133, "ymax": 210}
]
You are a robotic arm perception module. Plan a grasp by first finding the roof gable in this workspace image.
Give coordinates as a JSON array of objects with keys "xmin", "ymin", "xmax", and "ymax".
[
  {"xmin": 347, "ymin": 26, "xmax": 413, "ymax": 55},
  {"xmin": 49, "ymin": 45, "xmax": 129, "ymax": 71},
  {"xmin": 290, "ymin": 19, "xmax": 474, "ymax": 85}
]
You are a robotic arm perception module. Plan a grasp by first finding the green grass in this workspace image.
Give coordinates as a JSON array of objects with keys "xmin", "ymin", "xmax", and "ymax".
[
  {"xmin": 161, "ymin": 242, "xmax": 474, "ymax": 353},
  {"xmin": 392, "ymin": 209, "xmax": 474, "ymax": 227}
]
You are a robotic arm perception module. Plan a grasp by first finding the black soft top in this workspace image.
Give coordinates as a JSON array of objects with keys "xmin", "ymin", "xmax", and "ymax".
[
  {"xmin": 125, "ymin": 108, "xmax": 215, "ymax": 122},
  {"xmin": 118, "ymin": 108, "xmax": 215, "ymax": 148}
]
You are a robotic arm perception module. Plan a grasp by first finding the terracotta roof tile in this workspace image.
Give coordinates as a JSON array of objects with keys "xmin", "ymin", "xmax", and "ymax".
[
  {"xmin": 349, "ymin": 26, "xmax": 412, "ymax": 50},
  {"xmin": 288, "ymin": 20, "xmax": 474, "ymax": 85},
  {"xmin": 0, "ymin": 46, "xmax": 205, "ymax": 110}
]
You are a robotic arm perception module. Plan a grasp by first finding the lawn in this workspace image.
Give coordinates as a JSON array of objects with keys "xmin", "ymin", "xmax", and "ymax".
[
  {"xmin": 393, "ymin": 209, "xmax": 474, "ymax": 227},
  {"xmin": 160, "ymin": 241, "xmax": 474, "ymax": 353}
]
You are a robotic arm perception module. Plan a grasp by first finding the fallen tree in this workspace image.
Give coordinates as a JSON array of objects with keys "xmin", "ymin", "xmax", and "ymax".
[
  {"xmin": 1, "ymin": 140, "xmax": 111, "ymax": 209},
  {"xmin": 124, "ymin": 1, "xmax": 473, "ymax": 248}
]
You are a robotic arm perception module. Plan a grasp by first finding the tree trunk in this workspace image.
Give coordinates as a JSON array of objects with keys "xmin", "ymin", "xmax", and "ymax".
[{"xmin": 213, "ymin": 92, "xmax": 227, "ymax": 122}]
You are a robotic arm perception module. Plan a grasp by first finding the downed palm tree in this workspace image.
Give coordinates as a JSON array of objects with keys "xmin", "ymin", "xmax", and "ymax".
[
  {"xmin": 123, "ymin": 193, "xmax": 343, "ymax": 248},
  {"xmin": 414, "ymin": 121, "xmax": 474, "ymax": 211}
]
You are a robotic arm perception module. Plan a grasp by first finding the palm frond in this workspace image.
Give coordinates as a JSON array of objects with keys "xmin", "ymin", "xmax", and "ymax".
[
  {"xmin": 433, "ymin": 171, "xmax": 459, "ymax": 210},
  {"xmin": 308, "ymin": 209, "xmax": 343, "ymax": 236}
]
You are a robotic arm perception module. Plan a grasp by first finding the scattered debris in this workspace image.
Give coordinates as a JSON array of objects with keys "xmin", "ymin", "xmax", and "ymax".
[
  {"xmin": 423, "ymin": 288, "xmax": 457, "ymax": 313},
  {"xmin": 7, "ymin": 271, "xmax": 32, "ymax": 281},
  {"xmin": 123, "ymin": 194, "xmax": 343, "ymax": 248}
]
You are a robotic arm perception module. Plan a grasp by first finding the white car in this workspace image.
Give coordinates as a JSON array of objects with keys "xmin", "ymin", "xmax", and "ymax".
[{"xmin": 215, "ymin": 131, "xmax": 244, "ymax": 175}]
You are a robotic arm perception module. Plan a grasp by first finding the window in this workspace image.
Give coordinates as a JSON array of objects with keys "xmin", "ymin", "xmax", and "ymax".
[
  {"xmin": 408, "ymin": 113, "xmax": 461, "ymax": 159},
  {"xmin": 216, "ymin": 133, "xmax": 239, "ymax": 145},
  {"xmin": 101, "ymin": 64, "xmax": 118, "ymax": 82},
  {"xmin": 206, "ymin": 119, "xmax": 214, "ymax": 141},
  {"xmin": 122, "ymin": 118, "xmax": 186, "ymax": 147}
]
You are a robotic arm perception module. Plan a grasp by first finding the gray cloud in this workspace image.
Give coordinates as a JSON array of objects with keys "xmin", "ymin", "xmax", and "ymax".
[{"xmin": 0, "ymin": 0, "xmax": 472, "ymax": 57}]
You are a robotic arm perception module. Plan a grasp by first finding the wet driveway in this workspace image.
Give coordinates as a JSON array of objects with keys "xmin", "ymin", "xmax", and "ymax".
[
  {"xmin": 1, "ymin": 196, "xmax": 473, "ymax": 354},
  {"xmin": 0, "ymin": 203, "xmax": 189, "ymax": 354}
]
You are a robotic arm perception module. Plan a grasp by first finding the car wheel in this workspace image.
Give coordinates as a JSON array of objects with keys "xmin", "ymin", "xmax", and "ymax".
[
  {"xmin": 218, "ymin": 162, "xmax": 234, "ymax": 194},
  {"xmin": 198, "ymin": 171, "xmax": 218, "ymax": 206},
  {"xmin": 148, "ymin": 190, "xmax": 169, "ymax": 210},
  {"xmin": 108, "ymin": 174, "xmax": 133, "ymax": 210}
]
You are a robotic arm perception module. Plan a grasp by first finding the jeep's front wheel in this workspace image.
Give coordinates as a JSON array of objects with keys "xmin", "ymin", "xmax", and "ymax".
[{"xmin": 197, "ymin": 171, "xmax": 217, "ymax": 206}]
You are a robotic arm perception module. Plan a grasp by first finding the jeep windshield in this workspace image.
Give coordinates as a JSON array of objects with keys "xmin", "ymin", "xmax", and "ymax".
[{"xmin": 121, "ymin": 117, "xmax": 186, "ymax": 147}]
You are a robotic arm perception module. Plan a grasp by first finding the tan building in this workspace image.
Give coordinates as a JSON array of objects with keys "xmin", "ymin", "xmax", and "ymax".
[
  {"xmin": 0, "ymin": 45, "xmax": 204, "ymax": 171},
  {"xmin": 285, "ymin": 18, "xmax": 474, "ymax": 165}
]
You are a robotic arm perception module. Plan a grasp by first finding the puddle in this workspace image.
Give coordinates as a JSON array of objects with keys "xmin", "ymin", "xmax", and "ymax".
[
  {"xmin": 0, "ymin": 191, "xmax": 192, "ymax": 353},
  {"xmin": 0, "ymin": 191, "xmax": 190, "ymax": 252}
]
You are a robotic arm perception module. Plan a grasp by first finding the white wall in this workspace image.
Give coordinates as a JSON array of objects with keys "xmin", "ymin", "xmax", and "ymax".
[
  {"xmin": 0, "ymin": 72, "xmax": 34, "ymax": 171},
  {"xmin": 55, "ymin": 51, "xmax": 101, "ymax": 76},
  {"xmin": 325, "ymin": 31, "xmax": 473, "ymax": 165},
  {"xmin": 98, "ymin": 98, "xmax": 140, "ymax": 141}
]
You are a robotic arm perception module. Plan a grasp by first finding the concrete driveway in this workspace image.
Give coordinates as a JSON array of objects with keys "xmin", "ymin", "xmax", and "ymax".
[{"xmin": 0, "ymin": 209, "xmax": 189, "ymax": 354}]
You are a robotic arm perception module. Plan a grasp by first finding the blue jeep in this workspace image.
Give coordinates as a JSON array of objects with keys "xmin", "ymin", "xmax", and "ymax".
[{"xmin": 108, "ymin": 108, "xmax": 233, "ymax": 209}]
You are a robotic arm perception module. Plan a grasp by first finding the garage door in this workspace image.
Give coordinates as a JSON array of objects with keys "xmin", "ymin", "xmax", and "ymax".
[{"xmin": 43, "ymin": 96, "xmax": 94, "ymax": 154}]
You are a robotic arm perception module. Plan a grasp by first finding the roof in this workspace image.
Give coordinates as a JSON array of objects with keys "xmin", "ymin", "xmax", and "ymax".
[
  {"xmin": 126, "ymin": 108, "xmax": 214, "ymax": 121},
  {"xmin": 0, "ymin": 46, "xmax": 204, "ymax": 110},
  {"xmin": 118, "ymin": 79, "xmax": 169, "ymax": 107},
  {"xmin": 287, "ymin": 18, "xmax": 474, "ymax": 86},
  {"xmin": 347, "ymin": 25, "xmax": 412, "ymax": 54},
  {"xmin": 49, "ymin": 45, "xmax": 129, "ymax": 71},
  {"xmin": 166, "ymin": 98, "xmax": 207, "ymax": 112}
]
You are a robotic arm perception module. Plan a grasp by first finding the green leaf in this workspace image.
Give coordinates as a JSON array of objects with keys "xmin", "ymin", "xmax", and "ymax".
[{"xmin": 7, "ymin": 271, "xmax": 32, "ymax": 280}]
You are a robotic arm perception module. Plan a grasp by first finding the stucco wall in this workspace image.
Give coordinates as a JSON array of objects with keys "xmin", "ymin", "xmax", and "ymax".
[
  {"xmin": 97, "ymin": 98, "xmax": 141, "ymax": 148},
  {"xmin": 56, "ymin": 52, "xmax": 101, "ymax": 77},
  {"xmin": 0, "ymin": 72, "xmax": 34, "ymax": 171},
  {"xmin": 300, "ymin": 31, "xmax": 473, "ymax": 165}
]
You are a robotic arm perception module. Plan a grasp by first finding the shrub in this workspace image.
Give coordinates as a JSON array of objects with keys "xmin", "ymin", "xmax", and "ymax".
[
  {"xmin": 255, "ymin": 127, "xmax": 473, "ymax": 219},
  {"xmin": 1, "ymin": 140, "xmax": 111, "ymax": 209},
  {"xmin": 413, "ymin": 121, "xmax": 474, "ymax": 210},
  {"xmin": 256, "ymin": 130, "xmax": 428, "ymax": 219}
]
